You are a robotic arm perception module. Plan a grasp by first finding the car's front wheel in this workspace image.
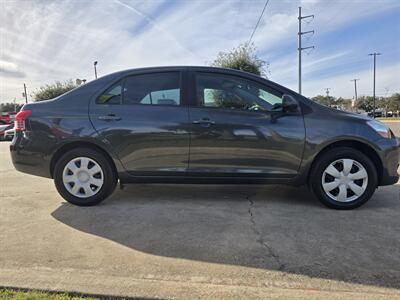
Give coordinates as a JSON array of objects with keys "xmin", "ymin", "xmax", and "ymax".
[
  {"xmin": 309, "ymin": 147, "xmax": 378, "ymax": 209},
  {"xmin": 54, "ymin": 147, "xmax": 117, "ymax": 206}
]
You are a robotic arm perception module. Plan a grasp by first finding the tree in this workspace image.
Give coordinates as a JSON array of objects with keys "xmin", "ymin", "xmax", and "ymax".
[
  {"xmin": 0, "ymin": 102, "xmax": 23, "ymax": 112},
  {"xmin": 311, "ymin": 95, "xmax": 335, "ymax": 107},
  {"xmin": 387, "ymin": 93, "xmax": 400, "ymax": 112},
  {"xmin": 336, "ymin": 97, "xmax": 353, "ymax": 111},
  {"xmin": 32, "ymin": 80, "xmax": 78, "ymax": 102},
  {"xmin": 210, "ymin": 43, "xmax": 268, "ymax": 77},
  {"xmin": 356, "ymin": 96, "xmax": 374, "ymax": 112}
]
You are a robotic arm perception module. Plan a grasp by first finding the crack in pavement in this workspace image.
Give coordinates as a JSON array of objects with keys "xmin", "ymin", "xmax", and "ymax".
[{"xmin": 246, "ymin": 193, "xmax": 286, "ymax": 271}]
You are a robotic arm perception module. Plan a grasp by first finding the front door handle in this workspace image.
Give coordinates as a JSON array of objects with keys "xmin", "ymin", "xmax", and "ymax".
[
  {"xmin": 192, "ymin": 118, "xmax": 215, "ymax": 126},
  {"xmin": 98, "ymin": 114, "xmax": 121, "ymax": 121}
]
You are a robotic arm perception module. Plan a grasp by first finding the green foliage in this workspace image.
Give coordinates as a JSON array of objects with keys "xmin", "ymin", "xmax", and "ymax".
[
  {"xmin": 0, "ymin": 102, "xmax": 23, "ymax": 112},
  {"xmin": 0, "ymin": 288, "xmax": 97, "ymax": 299},
  {"xmin": 210, "ymin": 43, "xmax": 268, "ymax": 77},
  {"xmin": 335, "ymin": 97, "xmax": 353, "ymax": 110},
  {"xmin": 356, "ymin": 96, "xmax": 374, "ymax": 112},
  {"xmin": 312, "ymin": 95, "xmax": 353, "ymax": 110},
  {"xmin": 32, "ymin": 80, "xmax": 77, "ymax": 102},
  {"xmin": 311, "ymin": 93, "xmax": 399, "ymax": 113},
  {"xmin": 383, "ymin": 93, "xmax": 400, "ymax": 112},
  {"xmin": 311, "ymin": 95, "xmax": 336, "ymax": 107}
]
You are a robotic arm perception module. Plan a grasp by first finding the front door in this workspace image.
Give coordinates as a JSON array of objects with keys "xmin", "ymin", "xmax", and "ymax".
[
  {"xmin": 89, "ymin": 71, "xmax": 190, "ymax": 175},
  {"xmin": 188, "ymin": 72, "xmax": 305, "ymax": 178}
]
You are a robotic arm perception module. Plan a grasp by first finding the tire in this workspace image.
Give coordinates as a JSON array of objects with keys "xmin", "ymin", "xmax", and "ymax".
[
  {"xmin": 54, "ymin": 147, "xmax": 117, "ymax": 206},
  {"xmin": 309, "ymin": 147, "xmax": 378, "ymax": 209}
]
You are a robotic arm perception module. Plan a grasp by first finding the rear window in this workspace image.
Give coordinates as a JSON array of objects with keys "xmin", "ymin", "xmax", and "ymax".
[
  {"xmin": 123, "ymin": 72, "xmax": 180, "ymax": 106},
  {"xmin": 96, "ymin": 80, "xmax": 123, "ymax": 104}
]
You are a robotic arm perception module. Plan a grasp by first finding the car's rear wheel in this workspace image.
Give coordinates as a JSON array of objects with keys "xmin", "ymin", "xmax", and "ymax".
[
  {"xmin": 54, "ymin": 147, "xmax": 117, "ymax": 206},
  {"xmin": 309, "ymin": 147, "xmax": 378, "ymax": 209}
]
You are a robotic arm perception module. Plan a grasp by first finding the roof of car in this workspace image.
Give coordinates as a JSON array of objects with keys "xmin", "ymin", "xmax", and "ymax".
[{"xmin": 112, "ymin": 66, "xmax": 262, "ymax": 78}]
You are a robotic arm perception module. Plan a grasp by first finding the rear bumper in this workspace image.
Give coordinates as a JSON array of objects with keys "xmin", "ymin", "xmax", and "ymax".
[{"xmin": 10, "ymin": 133, "xmax": 52, "ymax": 178}]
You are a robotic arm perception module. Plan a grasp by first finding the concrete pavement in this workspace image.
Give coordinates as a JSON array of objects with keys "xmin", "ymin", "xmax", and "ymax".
[
  {"xmin": 0, "ymin": 141, "xmax": 399, "ymax": 299},
  {"xmin": 382, "ymin": 120, "xmax": 400, "ymax": 137}
]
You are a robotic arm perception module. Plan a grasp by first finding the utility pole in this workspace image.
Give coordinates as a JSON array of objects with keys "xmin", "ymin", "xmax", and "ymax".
[
  {"xmin": 298, "ymin": 6, "xmax": 314, "ymax": 95},
  {"xmin": 23, "ymin": 83, "xmax": 28, "ymax": 103},
  {"xmin": 350, "ymin": 79, "xmax": 359, "ymax": 109},
  {"xmin": 94, "ymin": 61, "xmax": 98, "ymax": 79},
  {"xmin": 368, "ymin": 53, "xmax": 382, "ymax": 118}
]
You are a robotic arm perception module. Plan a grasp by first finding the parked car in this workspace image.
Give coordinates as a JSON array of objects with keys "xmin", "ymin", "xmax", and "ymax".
[
  {"xmin": 10, "ymin": 67, "xmax": 399, "ymax": 209},
  {"xmin": 4, "ymin": 127, "xmax": 15, "ymax": 141},
  {"xmin": 368, "ymin": 110, "xmax": 384, "ymax": 118},
  {"xmin": 0, "ymin": 124, "xmax": 14, "ymax": 140},
  {"xmin": 0, "ymin": 111, "xmax": 17, "ymax": 125}
]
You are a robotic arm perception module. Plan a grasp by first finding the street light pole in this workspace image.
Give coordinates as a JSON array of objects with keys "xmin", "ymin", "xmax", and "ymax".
[
  {"xmin": 94, "ymin": 61, "xmax": 98, "ymax": 79},
  {"xmin": 368, "ymin": 53, "xmax": 382, "ymax": 118},
  {"xmin": 23, "ymin": 83, "xmax": 28, "ymax": 104},
  {"xmin": 350, "ymin": 79, "xmax": 359, "ymax": 110},
  {"xmin": 324, "ymin": 87, "xmax": 330, "ymax": 97}
]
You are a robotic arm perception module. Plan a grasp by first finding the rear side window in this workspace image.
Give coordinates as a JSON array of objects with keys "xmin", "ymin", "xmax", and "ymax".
[
  {"xmin": 123, "ymin": 72, "xmax": 180, "ymax": 106},
  {"xmin": 97, "ymin": 80, "xmax": 123, "ymax": 104}
]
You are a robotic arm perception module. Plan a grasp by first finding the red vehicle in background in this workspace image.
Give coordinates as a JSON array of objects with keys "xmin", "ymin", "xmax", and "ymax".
[{"xmin": 0, "ymin": 112, "xmax": 17, "ymax": 125}]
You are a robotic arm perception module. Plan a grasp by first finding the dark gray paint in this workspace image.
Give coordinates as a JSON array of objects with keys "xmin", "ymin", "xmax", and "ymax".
[
  {"xmin": 188, "ymin": 106, "xmax": 304, "ymax": 176},
  {"xmin": 9, "ymin": 66, "xmax": 400, "ymax": 186}
]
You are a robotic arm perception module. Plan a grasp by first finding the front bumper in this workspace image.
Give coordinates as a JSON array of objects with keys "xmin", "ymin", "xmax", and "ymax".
[{"xmin": 378, "ymin": 137, "xmax": 400, "ymax": 186}]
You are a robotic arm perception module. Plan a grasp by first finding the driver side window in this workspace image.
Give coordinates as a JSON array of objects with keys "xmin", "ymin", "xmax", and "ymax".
[{"xmin": 196, "ymin": 73, "xmax": 283, "ymax": 112}]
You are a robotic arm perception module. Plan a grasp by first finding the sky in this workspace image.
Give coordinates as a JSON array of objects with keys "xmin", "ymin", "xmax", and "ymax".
[{"xmin": 1, "ymin": 0, "xmax": 399, "ymax": 104}]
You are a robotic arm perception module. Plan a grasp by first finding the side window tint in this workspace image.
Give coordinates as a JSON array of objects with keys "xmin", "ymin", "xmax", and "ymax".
[
  {"xmin": 96, "ymin": 81, "xmax": 122, "ymax": 104},
  {"xmin": 123, "ymin": 72, "xmax": 180, "ymax": 106},
  {"xmin": 196, "ymin": 73, "xmax": 283, "ymax": 112}
]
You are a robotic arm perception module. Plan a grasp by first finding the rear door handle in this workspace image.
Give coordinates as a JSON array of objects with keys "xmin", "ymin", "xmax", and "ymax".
[{"xmin": 98, "ymin": 114, "xmax": 121, "ymax": 121}]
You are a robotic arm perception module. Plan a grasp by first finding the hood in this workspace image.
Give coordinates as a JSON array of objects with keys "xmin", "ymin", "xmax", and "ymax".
[{"xmin": 310, "ymin": 101, "xmax": 372, "ymax": 121}]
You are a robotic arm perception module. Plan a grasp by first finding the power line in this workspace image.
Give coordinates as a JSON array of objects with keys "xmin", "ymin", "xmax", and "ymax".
[
  {"xmin": 248, "ymin": 0, "xmax": 270, "ymax": 45},
  {"xmin": 298, "ymin": 6, "xmax": 315, "ymax": 94}
]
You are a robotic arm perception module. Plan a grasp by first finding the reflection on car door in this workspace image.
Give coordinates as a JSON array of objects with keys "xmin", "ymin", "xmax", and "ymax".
[
  {"xmin": 188, "ymin": 72, "xmax": 305, "ymax": 177},
  {"xmin": 90, "ymin": 71, "xmax": 190, "ymax": 175}
]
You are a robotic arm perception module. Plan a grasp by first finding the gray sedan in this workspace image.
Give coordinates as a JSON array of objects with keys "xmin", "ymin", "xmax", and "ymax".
[{"xmin": 9, "ymin": 66, "xmax": 400, "ymax": 209}]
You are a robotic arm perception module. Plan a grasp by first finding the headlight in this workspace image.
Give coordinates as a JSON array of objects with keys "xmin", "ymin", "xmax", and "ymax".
[{"xmin": 367, "ymin": 120, "xmax": 393, "ymax": 139}]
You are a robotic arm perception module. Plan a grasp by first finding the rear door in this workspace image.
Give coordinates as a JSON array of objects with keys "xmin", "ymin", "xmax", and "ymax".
[
  {"xmin": 89, "ymin": 70, "xmax": 190, "ymax": 175},
  {"xmin": 187, "ymin": 71, "xmax": 305, "ymax": 177}
]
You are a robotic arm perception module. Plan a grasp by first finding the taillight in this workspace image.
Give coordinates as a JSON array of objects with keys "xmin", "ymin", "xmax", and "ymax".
[{"xmin": 14, "ymin": 110, "xmax": 32, "ymax": 132}]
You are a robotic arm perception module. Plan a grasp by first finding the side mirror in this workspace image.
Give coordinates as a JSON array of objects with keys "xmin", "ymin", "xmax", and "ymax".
[{"xmin": 282, "ymin": 94, "xmax": 299, "ymax": 113}]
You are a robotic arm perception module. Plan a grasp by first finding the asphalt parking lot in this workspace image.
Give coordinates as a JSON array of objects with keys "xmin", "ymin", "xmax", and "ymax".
[{"xmin": 0, "ymin": 141, "xmax": 399, "ymax": 299}]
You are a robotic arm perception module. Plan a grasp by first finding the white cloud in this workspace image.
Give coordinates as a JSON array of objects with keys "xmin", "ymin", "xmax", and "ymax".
[
  {"xmin": 0, "ymin": 0, "xmax": 399, "ymax": 103},
  {"xmin": 302, "ymin": 62, "xmax": 400, "ymax": 98},
  {"xmin": 0, "ymin": 60, "xmax": 25, "ymax": 77}
]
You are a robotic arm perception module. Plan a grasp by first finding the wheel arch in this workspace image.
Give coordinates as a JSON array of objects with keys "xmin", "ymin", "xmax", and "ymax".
[
  {"xmin": 50, "ymin": 141, "xmax": 119, "ymax": 179},
  {"xmin": 307, "ymin": 139, "xmax": 383, "ymax": 185}
]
